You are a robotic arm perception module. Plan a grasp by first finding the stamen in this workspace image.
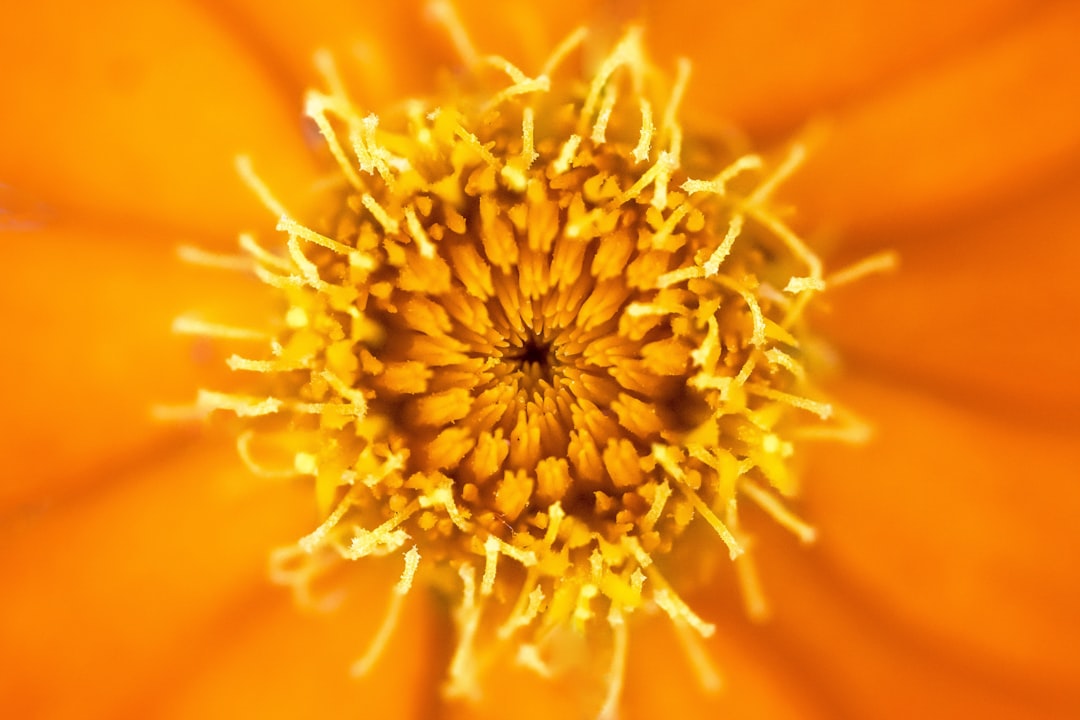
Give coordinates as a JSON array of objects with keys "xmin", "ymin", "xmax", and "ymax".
[
  {"xmin": 404, "ymin": 206, "xmax": 437, "ymax": 258},
  {"xmin": 516, "ymin": 643, "xmax": 552, "ymax": 677},
  {"xmin": 249, "ymin": 264, "xmax": 302, "ymax": 295},
  {"xmin": 552, "ymin": 134, "xmax": 582, "ymax": 175},
  {"xmin": 351, "ymin": 114, "xmax": 400, "ymax": 184},
  {"xmin": 499, "ymin": 578, "xmax": 546, "ymax": 638},
  {"xmin": 280, "ymin": 213, "xmax": 356, "ymax": 255},
  {"xmin": 652, "ymin": 445, "xmax": 743, "ymax": 559},
  {"xmin": 649, "ymin": 151, "xmax": 675, "ymax": 210},
  {"xmin": 669, "ymin": 612, "xmax": 724, "ymax": 692},
  {"xmin": 798, "ymin": 419, "xmax": 873, "ymax": 444},
  {"xmin": 751, "ymin": 208, "xmax": 823, "ymax": 282},
  {"xmin": 490, "ymin": 535, "xmax": 539, "ymax": 568},
  {"xmin": 172, "ymin": 316, "xmax": 268, "ymax": 341},
  {"xmin": 625, "ymin": 302, "xmax": 674, "ymax": 318},
  {"xmin": 540, "ymin": 26, "xmax": 587, "ymax": 77},
  {"xmin": 239, "ymin": 233, "xmax": 292, "ymax": 272},
  {"xmin": 591, "ymin": 84, "xmax": 619, "ymax": 144},
  {"xmin": 631, "ymin": 98, "xmax": 654, "ymax": 164},
  {"xmin": 427, "ymin": 0, "xmax": 479, "ymax": 68},
  {"xmin": 702, "ymin": 213, "xmax": 745, "ymax": 276},
  {"xmin": 520, "ymin": 108, "xmax": 538, "ymax": 168},
  {"xmin": 486, "ymin": 55, "xmax": 530, "ymax": 85},
  {"xmin": 454, "ymin": 123, "xmax": 500, "ymax": 167},
  {"xmin": 298, "ymin": 486, "xmax": 362, "ymax": 552},
  {"xmin": 235, "ymin": 155, "xmax": 290, "ymax": 218},
  {"xmin": 352, "ymin": 546, "xmax": 421, "ymax": 676},
  {"xmin": 649, "ymin": 201, "xmax": 693, "ymax": 248},
  {"xmin": 484, "ymin": 56, "xmax": 550, "ymax": 109},
  {"xmin": 652, "ymin": 585, "xmax": 716, "ymax": 638},
  {"xmin": 268, "ymin": 543, "xmax": 343, "ymax": 612},
  {"xmin": 596, "ymin": 610, "xmax": 629, "ymax": 720},
  {"xmin": 304, "ymin": 92, "xmax": 365, "ymax": 189},
  {"xmin": 446, "ymin": 563, "xmax": 484, "ymax": 699},
  {"xmin": 360, "ymin": 194, "xmax": 401, "ymax": 234},
  {"xmin": 236, "ymin": 429, "xmax": 299, "ymax": 479},
  {"xmin": 732, "ymin": 356, "xmax": 758, "ymax": 391},
  {"xmin": 826, "ymin": 249, "xmax": 900, "ymax": 288},
  {"xmin": 764, "ymin": 347, "xmax": 807, "ymax": 381},
  {"xmin": 285, "ymin": 235, "xmax": 325, "ymax": 289},
  {"xmin": 745, "ymin": 385, "xmax": 833, "ymax": 420},
  {"xmin": 712, "ymin": 275, "xmax": 766, "ymax": 346},
  {"xmin": 290, "ymin": 399, "xmax": 367, "ymax": 418},
  {"xmin": 421, "ymin": 476, "xmax": 472, "ymax": 532},
  {"xmin": 660, "ymin": 58, "xmax": 691, "ymax": 149},
  {"xmin": 690, "ymin": 315, "xmax": 720, "ymax": 370},
  {"xmin": 784, "ymin": 276, "xmax": 826, "ymax": 294},
  {"xmin": 177, "ymin": 244, "xmax": 252, "ymax": 272},
  {"xmin": 346, "ymin": 503, "xmax": 419, "ymax": 559},
  {"xmin": 748, "ymin": 142, "xmax": 806, "ymax": 205},
  {"xmin": 226, "ymin": 354, "xmax": 309, "ymax": 373},
  {"xmin": 739, "ymin": 479, "xmax": 817, "ymax": 544},
  {"xmin": 481, "ymin": 535, "xmax": 501, "ymax": 596},
  {"xmin": 313, "ymin": 48, "xmax": 351, "ymax": 105},
  {"xmin": 196, "ymin": 389, "xmax": 282, "ymax": 417},
  {"xmin": 734, "ymin": 546, "xmax": 770, "ymax": 621},
  {"xmin": 612, "ymin": 151, "xmax": 676, "ymax": 208},
  {"xmin": 681, "ymin": 154, "xmax": 763, "ymax": 196},
  {"xmin": 641, "ymin": 480, "xmax": 672, "ymax": 530},
  {"xmin": 580, "ymin": 28, "xmax": 643, "ymax": 132},
  {"xmin": 655, "ymin": 264, "xmax": 702, "ymax": 288},
  {"xmin": 320, "ymin": 370, "xmax": 369, "ymax": 418}
]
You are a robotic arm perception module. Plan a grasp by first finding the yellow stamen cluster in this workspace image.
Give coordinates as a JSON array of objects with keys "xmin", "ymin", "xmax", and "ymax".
[{"xmin": 180, "ymin": 19, "xmax": 861, "ymax": 714}]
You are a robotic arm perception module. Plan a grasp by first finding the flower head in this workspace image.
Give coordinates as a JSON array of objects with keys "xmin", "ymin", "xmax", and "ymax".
[
  {"xmin": 3, "ymin": 2, "xmax": 1080, "ymax": 719},
  {"xmin": 184, "ymin": 11, "xmax": 858, "ymax": 710}
]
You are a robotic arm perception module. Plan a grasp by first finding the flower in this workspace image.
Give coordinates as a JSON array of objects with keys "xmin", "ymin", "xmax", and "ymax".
[{"xmin": 2, "ymin": 1, "xmax": 1079, "ymax": 719}]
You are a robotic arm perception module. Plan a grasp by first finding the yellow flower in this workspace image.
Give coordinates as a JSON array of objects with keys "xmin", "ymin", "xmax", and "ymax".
[{"xmin": 2, "ymin": 1, "xmax": 1079, "ymax": 719}]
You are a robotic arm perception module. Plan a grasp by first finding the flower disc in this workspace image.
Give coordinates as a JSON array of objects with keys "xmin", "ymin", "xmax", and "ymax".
[{"xmin": 187, "ymin": 23, "xmax": 844, "ymax": 709}]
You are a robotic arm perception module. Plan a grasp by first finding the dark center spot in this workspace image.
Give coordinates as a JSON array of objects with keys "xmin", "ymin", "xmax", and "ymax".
[{"xmin": 511, "ymin": 337, "xmax": 553, "ymax": 369}]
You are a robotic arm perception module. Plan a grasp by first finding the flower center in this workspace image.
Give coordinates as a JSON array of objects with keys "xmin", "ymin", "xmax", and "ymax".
[
  {"xmin": 180, "ymin": 15, "xmax": 863, "ymax": 716},
  {"xmin": 511, "ymin": 336, "xmax": 552, "ymax": 368}
]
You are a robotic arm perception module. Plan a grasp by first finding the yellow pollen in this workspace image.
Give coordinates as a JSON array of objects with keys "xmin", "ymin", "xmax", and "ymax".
[{"xmin": 178, "ymin": 15, "xmax": 879, "ymax": 718}]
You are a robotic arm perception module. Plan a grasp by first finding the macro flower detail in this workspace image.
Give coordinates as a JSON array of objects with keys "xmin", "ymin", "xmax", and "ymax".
[
  {"xmin": 179, "ymin": 11, "xmax": 867, "ymax": 715},
  {"xmin": 6, "ymin": 1, "xmax": 1080, "ymax": 719}
]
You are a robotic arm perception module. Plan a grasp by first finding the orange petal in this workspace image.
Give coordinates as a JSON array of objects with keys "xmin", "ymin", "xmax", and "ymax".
[
  {"xmin": 734, "ymin": 519, "xmax": 1079, "ymax": 719},
  {"xmin": 0, "ymin": 441, "xmax": 316, "ymax": 718},
  {"xmin": 440, "ymin": 608, "xmax": 831, "ymax": 720},
  {"xmin": 0, "ymin": 0, "xmax": 319, "ymax": 237},
  {"xmin": 452, "ymin": 0, "xmax": 608, "ymax": 71},
  {"xmin": 216, "ymin": 0, "xmax": 646, "ymax": 116},
  {"xmin": 784, "ymin": 1, "xmax": 1080, "ymax": 240},
  {"xmin": 645, "ymin": 0, "xmax": 1034, "ymax": 138},
  {"xmin": 815, "ymin": 169, "xmax": 1080, "ymax": 423},
  {"xmin": 153, "ymin": 560, "xmax": 438, "ymax": 719},
  {"xmin": 800, "ymin": 373, "xmax": 1080, "ymax": 695},
  {"xmin": 622, "ymin": 612, "xmax": 834, "ymax": 720},
  {"xmin": 208, "ymin": 0, "xmax": 440, "ymax": 107},
  {"xmin": 0, "ymin": 224, "xmax": 276, "ymax": 513}
]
